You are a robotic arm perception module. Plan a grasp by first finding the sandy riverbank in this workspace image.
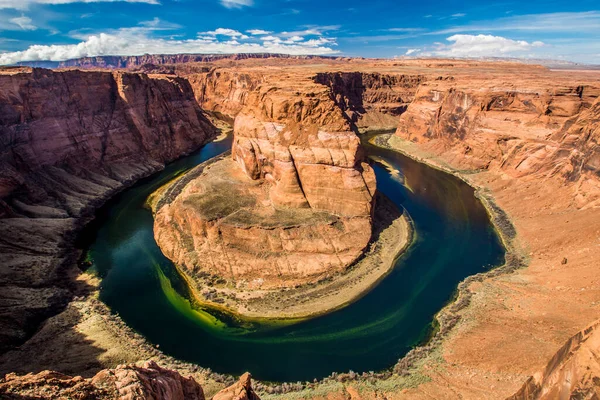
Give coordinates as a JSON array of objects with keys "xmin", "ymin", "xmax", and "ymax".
[{"xmin": 153, "ymin": 188, "xmax": 413, "ymax": 321}]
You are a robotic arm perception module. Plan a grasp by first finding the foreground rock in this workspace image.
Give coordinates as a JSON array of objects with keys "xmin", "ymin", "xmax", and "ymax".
[
  {"xmin": 0, "ymin": 361, "xmax": 258, "ymax": 399},
  {"xmin": 212, "ymin": 372, "xmax": 260, "ymax": 400}
]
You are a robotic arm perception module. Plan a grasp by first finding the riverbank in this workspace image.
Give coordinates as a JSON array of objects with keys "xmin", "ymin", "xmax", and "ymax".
[
  {"xmin": 169, "ymin": 192, "xmax": 412, "ymax": 321},
  {"xmin": 327, "ymin": 132, "xmax": 600, "ymax": 399},
  {"xmin": 1, "ymin": 129, "xmax": 519, "ymax": 399}
]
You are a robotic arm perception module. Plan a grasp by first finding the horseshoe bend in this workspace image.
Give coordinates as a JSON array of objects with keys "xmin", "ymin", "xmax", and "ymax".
[{"xmin": 0, "ymin": 54, "xmax": 600, "ymax": 400}]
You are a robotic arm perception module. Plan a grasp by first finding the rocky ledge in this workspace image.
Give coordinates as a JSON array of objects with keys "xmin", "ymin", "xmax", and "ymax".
[
  {"xmin": 0, "ymin": 361, "xmax": 259, "ymax": 400},
  {"xmin": 0, "ymin": 67, "xmax": 217, "ymax": 354}
]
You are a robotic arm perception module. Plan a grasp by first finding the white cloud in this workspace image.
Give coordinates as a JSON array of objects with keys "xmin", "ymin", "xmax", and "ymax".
[
  {"xmin": 247, "ymin": 29, "xmax": 271, "ymax": 35},
  {"xmin": 220, "ymin": 0, "xmax": 252, "ymax": 9},
  {"xmin": 451, "ymin": 13, "xmax": 466, "ymax": 17},
  {"xmin": 201, "ymin": 28, "xmax": 248, "ymax": 39},
  {"xmin": 280, "ymin": 25, "xmax": 340, "ymax": 38},
  {"xmin": 10, "ymin": 15, "xmax": 36, "ymax": 30},
  {"xmin": 418, "ymin": 34, "xmax": 544, "ymax": 58},
  {"xmin": 386, "ymin": 28, "xmax": 425, "ymax": 33},
  {"xmin": 0, "ymin": 0, "xmax": 159, "ymax": 10},
  {"xmin": 405, "ymin": 48, "xmax": 419, "ymax": 55},
  {"xmin": 0, "ymin": 25, "xmax": 339, "ymax": 64}
]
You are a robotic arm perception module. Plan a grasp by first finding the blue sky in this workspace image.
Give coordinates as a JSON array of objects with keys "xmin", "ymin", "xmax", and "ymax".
[{"xmin": 0, "ymin": 0, "xmax": 599, "ymax": 65}]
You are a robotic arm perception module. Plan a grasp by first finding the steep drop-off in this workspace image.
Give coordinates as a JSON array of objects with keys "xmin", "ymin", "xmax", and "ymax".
[
  {"xmin": 508, "ymin": 319, "xmax": 600, "ymax": 400},
  {"xmin": 314, "ymin": 72, "xmax": 425, "ymax": 129},
  {"xmin": 395, "ymin": 77, "xmax": 600, "ymax": 207},
  {"xmin": 0, "ymin": 67, "xmax": 217, "ymax": 354}
]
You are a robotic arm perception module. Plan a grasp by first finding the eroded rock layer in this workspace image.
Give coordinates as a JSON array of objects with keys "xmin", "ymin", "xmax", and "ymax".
[
  {"xmin": 0, "ymin": 67, "xmax": 216, "ymax": 353},
  {"xmin": 508, "ymin": 320, "xmax": 600, "ymax": 400},
  {"xmin": 314, "ymin": 72, "xmax": 425, "ymax": 129},
  {"xmin": 395, "ymin": 76, "xmax": 600, "ymax": 208},
  {"xmin": 0, "ymin": 360, "xmax": 259, "ymax": 400},
  {"xmin": 154, "ymin": 72, "xmax": 377, "ymax": 287}
]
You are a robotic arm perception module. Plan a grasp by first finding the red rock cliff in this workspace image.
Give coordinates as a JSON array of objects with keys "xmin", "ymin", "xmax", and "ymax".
[
  {"xmin": 0, "ymin": 67, "xmax": 216, "ymax": 354},
  {"xmin": 0, "ymin": 360, "xmax": 260, "ymax": 400},
  {"xmin": 395, "ymin": 77, "xmax": 600, "ymax": 207}
]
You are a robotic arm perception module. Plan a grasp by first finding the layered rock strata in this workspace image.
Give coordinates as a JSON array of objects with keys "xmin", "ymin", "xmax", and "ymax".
[
  {"xmin": 395, "ymin": 77, "xmax": 600, "ymax": 207},
  {"xmin": 154, "ymin": 72, "xmax": 377, "ymax": 288},
  {"xmin": 314, "ymin": 72, "xmax": 424, "ymax": 129},
  {"xmin": 508, "ymin": 320, "xmax": 600, "ymax": 400},
  {"xmin": 0, "ymin": 67, "xmax": 216, "ymax": 353},
  {"xmin": 0, "ymin": 360, "xmax": 259, "ymax": 400}
]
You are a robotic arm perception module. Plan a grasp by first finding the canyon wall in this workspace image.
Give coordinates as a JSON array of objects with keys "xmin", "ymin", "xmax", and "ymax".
[
  {"xmin": 395, "ymin": 78, "xmax": 600, "ymax": 207},
  {"xmin": 314, "ymin": 72, "xmax": 424, "ymax": 129},
  {"xmin": 0, "ymin": 67, "xmax": 216, "ymax": 353}
]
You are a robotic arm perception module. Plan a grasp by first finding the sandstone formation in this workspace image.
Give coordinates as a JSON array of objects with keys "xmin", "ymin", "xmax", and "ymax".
[
  {"xmin": 314, "ymin": 72, "xmax": 424, "ymax": 129},
  {"xmin": 0, "ymin": 67, "xmax": 216, "ymax": 353},
  {"xmin": 212, "ymin": 372, "xmax": 260, "ymax": 400},
  {"xmin": 395, "ymin": 73, "xmax": 600, "ymax": 207},
  {"xmin": 0, "ymin": 361, "xmax": 257, "ymax": 399},
  {"xmin": 154, "ymin": 69, "xmax": 377, "ymax": 288},
  {"xmin": 508, "ymin": 320, "xmax": 600, "ymax": 400},
  {"xmin": 188, "ymin": 69, "xmax": 424, "ymax": 131}
]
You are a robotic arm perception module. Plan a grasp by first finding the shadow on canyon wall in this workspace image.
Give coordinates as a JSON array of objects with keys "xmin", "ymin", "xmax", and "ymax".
[{"xmin": 0, "ymin": 67, "xmax": 218, "ymax": 373}]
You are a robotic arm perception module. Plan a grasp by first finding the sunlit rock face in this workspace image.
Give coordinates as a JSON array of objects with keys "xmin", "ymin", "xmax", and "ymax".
[
  {"xmin": 395, "ymin": 77, "xmax": 600, "ymax": 207},
  {"xmin": 154, "ymin": 71, "xmax": 376, "ymax": 288}
]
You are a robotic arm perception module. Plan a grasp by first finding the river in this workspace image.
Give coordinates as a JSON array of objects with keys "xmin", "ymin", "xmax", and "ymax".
[{"xmin": 79, "ymin": 133, "xmax": 504, "ymax": 382}]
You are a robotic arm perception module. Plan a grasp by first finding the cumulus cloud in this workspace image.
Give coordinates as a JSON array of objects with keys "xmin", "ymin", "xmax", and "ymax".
[
  {"xmin": 0, "ymin": 0, "xmax": 159, "ymax": 10},
  {"xmin": 405, "ymin": 48, "xmax": 419, "ymax": 55},
  {"xmin": 220, "ymin": 0, "xmax": 252, "ymax": 9},
  {"xmin": 201, "ymin": 28, "xmax": 249, "ymax": 39},
  {"xmin": 0, "ymin": 25, "xmax": 339, "ymax": 64},
  {"xmin": 10, "ymin": 15, "xmax": 37, "ymax": 30},
  {"xmin": 417, "ymin": 34, "xmax": 544, "ymax": 58},
  {"xmin": 247, "ymin": 29, "xmax": 271, "ymax": 35}
]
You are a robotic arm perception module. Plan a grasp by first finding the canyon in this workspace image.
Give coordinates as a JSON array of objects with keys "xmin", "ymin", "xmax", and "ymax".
[{"xmin": 0, "ymin": 57, "xmax": 600, "ymax": 399}]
